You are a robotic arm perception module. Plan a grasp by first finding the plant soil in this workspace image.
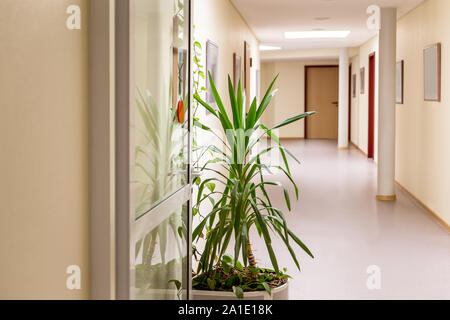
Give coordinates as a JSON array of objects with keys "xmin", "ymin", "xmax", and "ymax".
[{"xmin": 193, "ymin": 266, "xmax": 288, "ymax": 293}]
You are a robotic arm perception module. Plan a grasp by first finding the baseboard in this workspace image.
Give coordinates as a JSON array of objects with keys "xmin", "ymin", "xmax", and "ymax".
[
  {"xmin": 376, "ymin": 194, "xmax": 397, "ymax": 201},
  {"xmin": 350, "ymin": 141, "xmax": 368, "ymax": 157},
  {"xmin": 278, "ymin": 137, "xmax": 305, "ymax": 140},
  {"xmin": 396, "ymin": 181, "xmax": 450, "ymax": 233}
]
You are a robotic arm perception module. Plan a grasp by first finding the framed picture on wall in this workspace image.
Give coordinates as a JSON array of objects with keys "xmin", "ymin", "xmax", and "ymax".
[
  {"xmin": 396, "ymin": 60, "xmax": 404, "ymax": 104},
  {"xmin": 360, "ymin": 67, "xmax": 365, "ymax": 94},
  {"xmin": 352, "ymin": 74, "xmax": 357, "ymax": 98},
  {"xmin": 424, "ymin": 43, "xmax": 441, "ymax": 102},
  {"xmin": 233, "ymin": 53, "xmax": 242, "ymax": 91},
  {"xmin": 244, "ymin": 41, "xmax": 252, "ymax": 107},
  {"xmin": 256, "ymin": 69, "xmax": 260, "ymax": 102},
  {"xmin": 206, "ymin": 40, "xmax": 219, "ymax": 105}
]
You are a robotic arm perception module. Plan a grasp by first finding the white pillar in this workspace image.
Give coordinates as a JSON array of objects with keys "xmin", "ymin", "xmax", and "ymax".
[
  {"xmin": 338, "ymin": 48, "xmax": 349, "ymax": 149},
  {"xmin": 377, "ymin": 7, "xmax": 397, "ymax": 201}
]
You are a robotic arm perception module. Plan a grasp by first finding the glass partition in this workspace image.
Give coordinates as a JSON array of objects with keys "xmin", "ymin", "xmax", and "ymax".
[{"xmin": 131, "ymin": 0, "xmax": 191, "ymax": 300}]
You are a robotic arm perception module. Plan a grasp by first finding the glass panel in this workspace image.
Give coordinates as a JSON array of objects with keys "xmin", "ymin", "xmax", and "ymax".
[
  {"xmin": 134, "ymin": 0, "xmax": 190, "ymax": 219},
  {"xmin": 134, "ymin": 203, "xmax": 188, "ymax": 300}
]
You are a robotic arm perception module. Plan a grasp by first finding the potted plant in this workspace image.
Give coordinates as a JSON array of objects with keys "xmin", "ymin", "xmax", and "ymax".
[{"xmin": 191, "ymin": 73, "xmax": 315, "ymax": 300}]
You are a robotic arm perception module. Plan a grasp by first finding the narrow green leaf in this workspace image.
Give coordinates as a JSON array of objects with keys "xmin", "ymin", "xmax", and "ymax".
[
  {"xmin": 233, "ymin": 286, "xmax": 244, "ymax": 300},
  {"xmin": 262, "ymin": 282, "xmax": 272, "ymax": 296}
]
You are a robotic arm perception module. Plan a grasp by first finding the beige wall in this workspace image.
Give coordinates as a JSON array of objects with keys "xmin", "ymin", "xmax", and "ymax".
[
  {"xmin": 350, "ymin": 54, "xmax": 360, "ymax": 145},
  {"xmin": 396, "ymin": 0, "xmax": 450, "ymax": 225},
  {"xmin": 348, "ymin": 0, "xmax": 449, "ymax": 225},
  {"xmin": 0, "ymin": 0, "xmax": 90, "ymax": 299},
  {"xmin": 194, "ymin": 0, "xmax": 260, "ymax": 113},
  {"xmin": 261, "ymin": 60, "xmax": 339, "ymax": 138},
  {"xmin": 351, "ymin": 36, "xmax": 379, "ymax": 159}
]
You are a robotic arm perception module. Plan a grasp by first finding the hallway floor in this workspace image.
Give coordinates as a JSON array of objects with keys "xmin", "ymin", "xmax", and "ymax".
[{"xmin": 252, "ymin": 139, "xmax": 449, "ymax": 300}]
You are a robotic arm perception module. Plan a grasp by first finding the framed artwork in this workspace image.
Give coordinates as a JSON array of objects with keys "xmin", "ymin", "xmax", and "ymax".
[
  {"xmin": 206, "ymin": 40, "xmax": 219, "ymax": 105},
  {"xmin": 352, "ymin": 74, "xmax": 357, "ymax": 98},
  {"xmin": 244, "ymin": 41, "xmax": 252, "ymax": 107},
  {"xmin": 396, "ymin": 60, "xmax": 404, "ymax": 104},
  {"xmin": 424, "ymin": 43, "xmax": 441, "ymax": 102},
  {"xmin": 233, "ymin": 53, "xmax": 242, "ymax": 91},
  {"xmin": 256, "ymin": 69, "xmax": 260, "ymax": 102},
  {"xmin": 360, "ymin": 67, "xmax": 365, "ymax": 94}
]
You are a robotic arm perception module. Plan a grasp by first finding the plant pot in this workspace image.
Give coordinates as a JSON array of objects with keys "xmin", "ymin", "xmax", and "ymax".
[{"xmin": 192, "ymin": 281, "xmax": 289, "ymax": 300}]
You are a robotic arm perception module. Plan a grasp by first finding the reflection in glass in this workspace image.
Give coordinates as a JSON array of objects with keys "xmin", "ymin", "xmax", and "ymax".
[
  {"xmin": 134, "ymin": 0, "xmax": 189, "ymax": 219},
  {"xmin": 132, "ymin": 0, "xmax": 190, "ymax": 300},
  {"xmin": 134, "ymin": 205, "xmax": 188, "ymax": 300}
]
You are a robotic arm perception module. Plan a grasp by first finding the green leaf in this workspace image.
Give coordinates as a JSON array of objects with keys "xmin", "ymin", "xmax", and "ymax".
[
  {"xmin": 206, "ymin": 182, "xmax": 216, "ymax": 193},
  {"xmin": 262, "ymin": 282, "xmax": 272, "ymax": 296},
  {"xmin": 255, "ymin": 74, "xmax": 279, "ymax": 121},
  {"xmin": 271, "ymin": 112, "xmax": 316, "ymax": 131},
  {"xmin": 222, "ymin": 255, "xmax": 233, "ymax": 264},
  {"xmin": 208, "ymin": 72, "xmax": 233, "ymax": 130},
  {"xmin": 222, "ymin": 261, "xmax": 231, "ymax": 273},
  {"xmin": 288, "ymin": 229, "xmax": 315, "ymax": 259},
  {"xmin": 168, "ymin": 280, "xmax": 182, "ymax": 291},
  {"xmin": 194, "ymin": 92, "xmax": 218, "ymax": 117},
  {"xmin": 249, "ymin": 267, "xmax": 259, "ymax": 275},
  {"xmin": 232, "ymin": 286, "xmax": 244, "ymax": 300},
  {"xmin": 207, "ymin": 278, "xmax": 216, "ymax": 291}
]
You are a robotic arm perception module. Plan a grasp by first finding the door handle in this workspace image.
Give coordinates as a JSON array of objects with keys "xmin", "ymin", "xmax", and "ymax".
[{"xmin": 332, "ymin": 101, "xmax": 338, "ymax": 106}]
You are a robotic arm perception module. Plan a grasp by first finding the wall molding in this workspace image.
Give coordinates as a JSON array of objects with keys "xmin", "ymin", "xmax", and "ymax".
[
  {"xmin": 395, "ymin": 181, "xmax": 450, "ymax": 233},
  {"xmin": 350, "ymin": 141, "xmax": 448, "ymax": 232},
  {"xmin": 350, "ymin": 141, "xmax": 368, "ymax": 157}
]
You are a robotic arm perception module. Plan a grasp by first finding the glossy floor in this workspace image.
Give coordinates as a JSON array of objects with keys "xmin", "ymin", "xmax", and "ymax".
[{"xmin": 252, "ymin": 139, "xmax": 449, "ymax": 300}]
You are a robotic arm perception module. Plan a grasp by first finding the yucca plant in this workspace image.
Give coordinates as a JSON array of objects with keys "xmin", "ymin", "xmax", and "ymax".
[{"xmin": 192, "ymin": 73, "xmax": 315, "ymax": 295}]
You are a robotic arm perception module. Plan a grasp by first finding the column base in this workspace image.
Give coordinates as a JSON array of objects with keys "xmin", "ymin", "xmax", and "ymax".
[
  {"xmin": 376, "ymin": 195, "xmax": 397, "ymax": 201},
  {"xmin": 338, "ymin": 146, "xmax": 349, "ymax": 150}
]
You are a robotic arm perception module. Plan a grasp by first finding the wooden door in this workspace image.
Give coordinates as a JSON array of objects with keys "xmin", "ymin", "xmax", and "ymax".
[{"xmin": 305, "ymin": 66, "xmax": 339, "ymax": 139}]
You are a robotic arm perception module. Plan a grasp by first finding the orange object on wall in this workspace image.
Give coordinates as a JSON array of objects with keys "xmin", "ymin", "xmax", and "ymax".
[{"xmin": 177, "ymin": 100, "xmax": 184, "ymax": 123}]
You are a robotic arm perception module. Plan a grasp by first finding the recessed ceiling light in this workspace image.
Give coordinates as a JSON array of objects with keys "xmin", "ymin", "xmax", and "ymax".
[
  {"xmin": 314, "ymin": 17, "xmax": 331, "ymax": 21},
  {"xmin": 285, "ymin": 30, "xmax": 351, "ymax": 39},
  {"xmin": 259, "ymin": 45, "xmax": 282, "ymax": 51}
]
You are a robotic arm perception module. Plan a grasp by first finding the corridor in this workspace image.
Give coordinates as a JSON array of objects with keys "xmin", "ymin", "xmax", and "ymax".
[{"xmin": 253, "ymin": 140, "xmax": 450, "ymax": 300}]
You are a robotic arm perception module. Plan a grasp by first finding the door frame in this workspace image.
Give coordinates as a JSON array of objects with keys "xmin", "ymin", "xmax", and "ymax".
[
  {"xmin": 368, "ymin": 52, "xmax": 376, "ymax": 159},
  {"xmin": 304, "ymin": 65, "xmax": 339, "ymax": 139},
  {"xmin": 89, "ymin": 0, "xmax": 117, "ymax": 300}
]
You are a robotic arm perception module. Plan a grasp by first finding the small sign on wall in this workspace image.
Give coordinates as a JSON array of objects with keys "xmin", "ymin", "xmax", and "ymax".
[
  {"xmin": 360, "ymin": 67, "xmax": 365, "ymax": 94},
  {"xmin": 396, "ymin": 60, "xmax": 404, "ymax": 104},
  {"xmin": 424, "ymin": 43, "xmax": 441, "ymax": 102}
]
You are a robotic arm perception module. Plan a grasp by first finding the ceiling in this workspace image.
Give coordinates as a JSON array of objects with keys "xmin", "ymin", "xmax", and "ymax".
[{"xmin": 230, "ymin": 0, "xmax": 425, "ymax": 51}]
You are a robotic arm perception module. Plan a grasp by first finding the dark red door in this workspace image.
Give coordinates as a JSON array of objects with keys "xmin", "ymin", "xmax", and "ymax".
[
  {"xmin": 368, "ymin": 53, "xmax": 376, "ymax": 159},
  {"xmin": 348, "ymin": 65, "xmax": 352, "ymax": 142}
]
